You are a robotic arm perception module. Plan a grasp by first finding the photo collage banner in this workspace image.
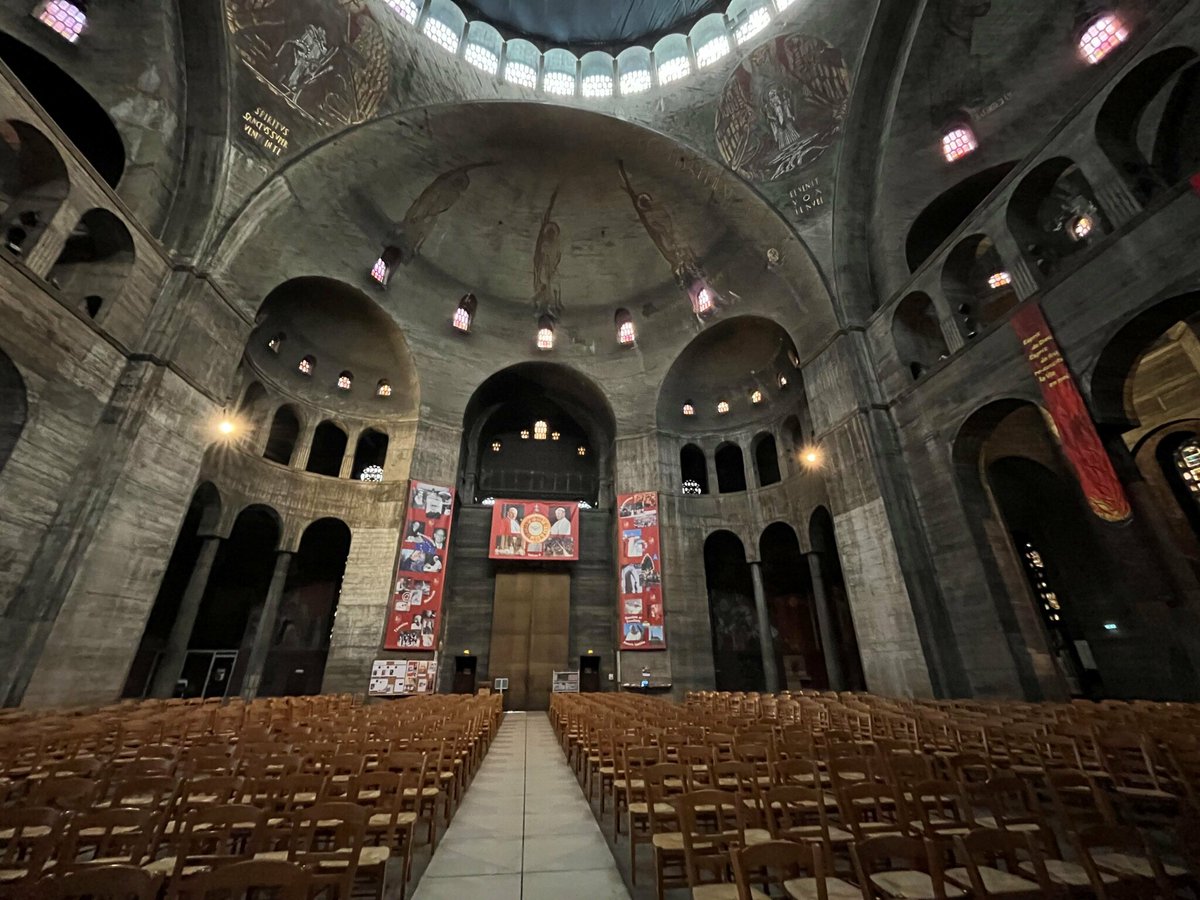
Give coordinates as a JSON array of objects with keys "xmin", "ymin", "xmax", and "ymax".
[
  {"xmin": 617, "ymin": 492, "xmax": 666, "ymax": 650},
  {"xmin": 383, "ymin": 481, "xmax": 455, "ymax": 651},
  {"xmin": 369, "ymin": 658, "xmax": 439, "ymax": 696},
  {"xmin": 488, "ymin": 499, "xmax": 580, "ymax": 560}
]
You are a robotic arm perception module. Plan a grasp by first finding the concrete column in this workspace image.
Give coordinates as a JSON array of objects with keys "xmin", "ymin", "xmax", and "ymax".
[
  {"xmin": 808, "ymin": 551, "xmax": 845, "ymax": 691},
  {"xmin": 749, "ymin": 560, "xmax": 779, "ymax": 693},
  {"xmin": 339, "ymin": 431, "xmax": 357, "ymax": 479},
  {"xmin": 290, "ymin": 429, "xmax": 314, "ymax": 470},
  {"xmin": 240, "ymin": 551, "xmax": 294, "ymax": 699},
  {"xmin": 149, "ymin": 535, "xmax": 222, "ymax": 698}
]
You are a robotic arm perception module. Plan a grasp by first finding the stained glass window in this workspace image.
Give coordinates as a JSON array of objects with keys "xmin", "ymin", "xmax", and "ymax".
[
  {"xmin": 376, "ymin": 380, "xmax": 392, "ymax": 397},
  {"xmin": 942, "ymin": 126, "xmax": 978, "ymax": 163},
  {"xmin": 423, "ymin": 17, "xmax": 460, "ymax": 54},
  {"xmin": 464, "ymin": 44, "xmax": 498, "ymax": 75},
  {"xmin": 1079, "ymin": 15, "xmax": 1128, "ymax": 64},
  {"xmin": 337, "ymin": 372, "xmax": 353, "ymax": 390},
  {"xmin": 1175, "ymin": 440, "xmax": 1200, "ymax": 503},
  {"xmin": 298, "ymin": 356, "xmax": 315, "ymax": 376},
  {"xmin": 34, "ymin": 0, "xmax": 86, "ymax": 42},
  {"xmin": 695, "ymin": 36, "xmax": 730, "ymax": 69},
  {"xmin": 620, "ymin": 69, "xmax": 652, "ymax": 95}
]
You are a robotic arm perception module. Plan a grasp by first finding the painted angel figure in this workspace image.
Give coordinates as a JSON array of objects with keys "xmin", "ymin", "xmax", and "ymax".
[
  {"xmin": 532, "ymin": 188, "xmax": 563, "ymax": 316},
  {"xmin": 617, "ymin": 161, "xmax": 694, "ymax": 276},
  {"xmin": 387, "ymin": 162, "xmax": 493, "ymax": 266},
  {"xmin": 764, "ymin": 85, "xmax": 803, "ymax": 151},
  {"xmin": 277, "ymin": 25, "xmax": 338, "ymax": 101}
]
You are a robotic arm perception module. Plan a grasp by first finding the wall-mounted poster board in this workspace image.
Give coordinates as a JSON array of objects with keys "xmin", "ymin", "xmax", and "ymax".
[
  {"xmin": 383, "ymin": 481, "xmax": 455, "ymax": 650},
  {"xmin": 552, "ymin": 671, "xmax": 580, "ymax": 693},
  {"xmin": 488, "ymin": 499, "xmax": 580, "ymax": 560},
  {"xmin": 369, "ymin": 658, "xmax": 438, "ymax": 695},
  {"xmin": 617, "ymin": 492, "xmax": 666, "ymax": 650}
]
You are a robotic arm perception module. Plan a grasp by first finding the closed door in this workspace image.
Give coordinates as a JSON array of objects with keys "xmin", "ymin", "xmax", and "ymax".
[{"xmin": 488, "ymin": 572, "xmax": 570, "ymax": 710}]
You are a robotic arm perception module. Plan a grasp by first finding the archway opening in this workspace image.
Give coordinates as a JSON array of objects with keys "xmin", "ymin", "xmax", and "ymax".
[
  {"xmin": 305, "ymin": 421, "xmax": 347, "ymax": 477},
  {"xmin": 753, "ymin": 432, "xmax": 781, "ymax": 487},
  {"xmin": 715, "ymin": 442, "xmax": 747, "ymax": 493},
  {"xmin": 260, "ymin": 518, "xmax": 351, "ymax": 696},
  {"xmin": 941, "ymin": 234, "xmax": 1018, "ymax": 335},
  {"xmin": 352, "ymin": 428, "xmax": 389, "ymax": 479},
  {"xmin": 680, "ymin": 443, "xmax": 708, "ymax": 494},
  {"xmin": 0, "ymin": 348, "xmax": 26, "ymax": 476},
  {"xmin": 892, "ymin": 292, "xmax": 949, "ymax": 379},
  {"xmin": 1007, "ymin": 158, "xmax": 1108, "ymax": 278},
  {"xmin": 0, "ymin": 119, "xmax": 69, "ymax": 255},
  {"xmin": 48, "ymin": 208, "xmax": 135, "ymax": 317},
  {"xmin": 264, "ymin": 406, "xmax": 300, "ymax": 465},
  {"xmin": 905, "ymin": 161, "xmax": 1017, "ymax": 272},
  {"xmin": 759, "ymin": 522, "xmax": 823, "ymax": 690},
  {"xmin": 809, "ymin": 506, "xmax": 866, "ymax": 690},
  {"xmin": 703, "ymin": 530, "xmax": 762, "ymax": 692}
]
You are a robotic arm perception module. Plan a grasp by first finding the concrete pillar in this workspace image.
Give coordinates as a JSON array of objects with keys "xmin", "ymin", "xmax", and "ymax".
[
  {"xmin": 240, "ymin": 551, "xmax": 293, "ymax": 699},
  {"xmin": 808, "ymin": 551, "xmax": 845, "ymax": 691},
  {"xmin": 339, "ymin": 431, "xmax": 357, "ymax": 479},
  {"xmin": 290, "ymin": 428, "xmax": 314, "ymax": 470},
  {"xmin": 749, "ymin": 560, "xmax": 779, "ymax": 693},
  {"xmin": 149, "ymin": 535, "xmax": 222, "ymax": 698}
]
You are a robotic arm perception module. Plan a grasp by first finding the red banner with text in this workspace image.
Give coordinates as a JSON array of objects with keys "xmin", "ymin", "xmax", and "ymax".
[
  {"xmin": 487, "ymin": 500, "xmax": 580, "ymax": 560},
  {"xmin": 383, "ymin": 481, "xmax": 455, "ymax": 650},
  {"xmin": 1011, "ymin": 304, "xmax": 1131, "ymax": 523},
  {"xmin": 617, "ymin": 492, "xmax": 666, "ymax": 650}
]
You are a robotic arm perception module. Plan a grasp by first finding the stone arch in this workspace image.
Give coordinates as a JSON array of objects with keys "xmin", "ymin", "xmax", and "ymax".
[
  {"xmin": 0, "ymin": 347, "xmax": 27, "ymax": 477},
  {"xmin": 48, "ymin": 208, "xmax": 135, "ymax": 319},
  {"xmin": 715, "ymin": 441, "xmax": 747, "ymax": 494},
  {"xmin": 1006, "ymin": 157, "xmax": 1108, "ymax": 278},
  {"xmin": 0, "ymin": 119, "xmax": 69, "ymax": 256},
  {"xmin": 305, "ymin": 420, "xmax": 348, "ymax": 477},
  {"xmin": 680, "ymin": 443, "xmax": 708, "ymax": 494},
  {"xmin": 751, "ymin": 431, "xmax": 781, "ymax": 487},
  {"xmin": 264, "ymin": 405, "xmax": 301, "ymax": 465},
  {"xmin": 892, "ymin": 292, "xmax": 949, "ymax": 380},
  {"xmin": 905, "ymin": 161, "xmax": 1017, "ymax": 272}
]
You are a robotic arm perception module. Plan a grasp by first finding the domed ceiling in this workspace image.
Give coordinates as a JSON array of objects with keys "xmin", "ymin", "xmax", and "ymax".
[{"xmin": 459, "ymin": 0, "xmax": 718, "ymax": 46}]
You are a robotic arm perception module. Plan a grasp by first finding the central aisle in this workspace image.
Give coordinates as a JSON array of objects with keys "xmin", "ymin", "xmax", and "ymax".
[{"xmin": 414, "ymin": 711, "xmax": 632, "ymax": 900}]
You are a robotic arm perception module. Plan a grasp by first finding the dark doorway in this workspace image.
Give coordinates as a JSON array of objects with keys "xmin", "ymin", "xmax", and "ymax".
[
  {"xmin": 580, "ymin": 654, "xmax": 601, "ymax": 692},
  {"xmin": 809, "ymin": 506, "xmax": 867, "ymax": 691},
  {"xmin": 703, "ymin": 530, "xmax": 763, "ymax": 691},
  {"xmin": 264, "ymin": 406, "xmax": 300, "ymax": 464},
  {"xmin": 759, "ymin": 522, "xmax": 822, "ymax": 690},
  {"xmin": 453, "ymin": 655, "xmax": 478, "ymax": 694},
  {"xmin": 753, "ymin": 433, "xmax": 781, "ymax": 487},
  {"xmin": 680, "ymin": 444, "xmax": 708, "ymax": 494},
  {"xmin": 352, "ymin": 428, "xmax": 389, "ymax": 478}
]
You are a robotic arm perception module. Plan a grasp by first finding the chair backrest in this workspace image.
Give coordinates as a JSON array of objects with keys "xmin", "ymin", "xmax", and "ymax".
[
  {"xmin": 673, "ymin": 789, "xmax": 746, "ymax": 887},
  {"xmin": 29, "ymin": 774, "xmax": 101, "ymax": 809},
  {"xmin": 193, "ymin": 858, "xmax": 311, "ymax": 900},
  {"xmin": 0, "ymin": 807, "xmax": 62, "ymax": 884},
  {"xmin": 952, "ymin": 829, "xmax": 1051, "ymax": 896},
  {"xmin": 763, "ymin": 784, "xmax": 832, "ymax": 843},
  {"xmin": 851, "ymin": 834, "xmax": 945, "ymax": 900},
  {"xmin": 838, "ymin": 781, "xmax": 905, "ymax": 840},
  {"xmin": 731, "ymin": 839, "xmax": 821, "ymax": 900},
  {"xmin": 43, "ymin": 863, "xmax": 158, "ymax": 900},
  {"xmin": 59, "ymin": 808, "xmax": 156, "ymax": 870}
]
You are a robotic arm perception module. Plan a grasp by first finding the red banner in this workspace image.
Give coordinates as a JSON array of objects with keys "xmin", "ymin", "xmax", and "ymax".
[
  {"xmin": 617, "ymin": 492, "xmax": 666, "ymax": 650},
  {"xmin": 488, "ymin": 500, "xmax": 580, "ymax": 560},
  {"xmin": 383, "ymin": 481, "xmax": 455, "ymax": 650},
  {"xmin": 1011, "ymin": 304, "xmax": 1131, "ymax": 523}
]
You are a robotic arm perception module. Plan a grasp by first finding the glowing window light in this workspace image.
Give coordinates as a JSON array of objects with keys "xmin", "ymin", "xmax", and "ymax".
[
  {"xmin": 360, "ymin": 465, "xmax": 384, "ymax": 482},
  {"xmin": 717, "ymin": 400, "xmax": 730, "ymax": 414},
  {"xmin": 734, "ymin": 8, "xmax": 771, "ymax": 45},
  {"xmin": 942, "ymin": 126, "xmax": 978, "ymax": 162},
  {"xmin": 504, "ymin": 61, "xmax": 538, "ymax": 88},
  {"xmin": 34, "ymin": 0, "xmax": 87, "ymax": 43},
  {"xmin": 617, "ymin": 320, "xmax": 636, "ymax": 345},
  {"xmin": 534, "ymin": 420, "xmax": 548, "ymax": 440},
  {"xmin": 423, "ymin": 17, "xmax": 460, "ymax": 53},
  {"xmin": 482, "ymin": 496, "xmax": 496, "ymax": 506},
  {"xmin": 267, "ymin": 334, "xmax": 283, "ymax": 353},
  {"xmin": 1079, "ymin": 14, "xmax": 1128, "ymax": 64},
  {"xmin": 988, "ymin": 271, "xmax": 1013, "ymax": 289},
  {"xmin": 384, "ymin": 0, "xmax": 420, "ymax": 24},
  {"xmin": 1071, "ymin": 215, "xmax": 1095, "ymax": 240},
  {"xmin": 775, "ymin": 0, "xmax": 797, "ymax": 8},
  {"xmin": 750, "ymin": 390, "xmax": 763, "ymax": 404},
  {"xmin": 581, "ymin": 74, "xmax": 614, "ymax": 98},
  {"xmin": 695, "ymin": 36, "xmax": 730, "ymax": 69},
  {"xmin": 551, "ymin": 431, "xmax": 561, "ymax": 441},
  {"xmin": 1175, "ymin": 440, "xmax": 1200, "ymax": 501},
  {"xmin": 491, "ymin": 441, "xmax": 502, "ymax": 452},
  {"xmin": 682, "ymin": 479, "xmax": 702, "ymax": 495},
  {"xmin": 298, "ymin": 356, "xmax": 315, "ymax": 376},
  {"xmin": 542, "ymin": 70, "xmax": 576, "ymax": 96},
  {"xmin": 694, "ymin": 287, "xmax": 715, "ymax": 315},
  {"xmin": 577, "ymin": 446, "xmax": 587, "ymax": 457},
  {"xmin": 370, "ymin": 257, "xmax": 390, "ymax": 285},
  {"xmin": 520, "ymin": 429, "xmax": 530, "ymax": 439},
  {"xmin": 337, "ymin": 372, "xmax": 353, "ymax": 390},
  {"xmin": 682, "ymin": 402, "xmax": 695, "ymax": 416},
  {"xmin": 620, "ymin": 69, "xmax": 652, "ymax": 95},
  {"xmin": 536, "ymin": 317, "xmax": 555, "ymax": 350},
  {"xmin": 579, "ymin": 501, "xmax": 592, "ymax": 509},
  {"xmin": 777, "ymin": 374, "xmax": 789, "ymax": 388},
  {"xmin": 657, "ymin": 56, "xmax": 691, "ymax": 85},
  {"xmin": 464, "ymin": 44, "xmax": 499, "ymax": 75},
  {"xmin": 376, "ymin": 380, "xmax": 392, "ymax": 397},
  {"xmin": 452, "ymin": 306, "xmax": 472, "ymax": 332}
]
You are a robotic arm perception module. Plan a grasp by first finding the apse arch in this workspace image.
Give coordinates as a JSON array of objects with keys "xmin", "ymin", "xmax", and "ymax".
[
  {"xmin": 703, "ymin": 529, "xmax": 762, "ymax": 693},
  {"xmin": 905, "ymin": 161, "xmax": 1018, "ymax": 273},
  {"xmin": 459, "ymin": 361, "xmax": 616, "ymax": 506}
]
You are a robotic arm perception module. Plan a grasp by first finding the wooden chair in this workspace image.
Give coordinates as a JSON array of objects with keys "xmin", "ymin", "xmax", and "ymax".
[
  {"xmin": 353, "ymin": 771, "xmax": 416, "ymax": 897},
  {"xmin": 615, "ymin": 745, "xmax": 659, "ymax": 835},
  {"xmin": 193, "ymin": 858, "xmax": 310, "ymax": 900},
  {"xmin": 1044, "ymin": 770, "xmax": 1117, "ymax": 829},
  {"xmin": 905, "ymin": 779, "xmax": 974, "ymax": 838},
  {"xmin": 142, "ymin": 805, "xmax": 266, "ymax": 900},
  {"xmin": 56, "ymin": 808, "xmax": 157, "ymax": 873},
  {"xmin": 286, "ymin": 801, "xmax": 381, "ymax": 900},
  {"xmin": 731, "ymin": 839, "xmax": 860, "ymax": 900},
  {"xmin": 946, "ymin": 829, "xmax": 1054, "ymax": 899},
  {"xmin": 674, "ymin": 789, "xmax": 751, "ymax": 899},
  {"xmin": 39, "ymin": 863, "xmax": 158, "ymax": 900},
  {"xmin": 1071, "ymin": 824, "xmax": 1186, "ymax": 899},
  {"xmin": 837, "ymin": 782, "xmax": 907, "ymax": 842},
  {"xmin": 763, "ymin": 785, "xmax": 854, "ymax": 866},
  {"xmin": 0, "ymin": 807, "xmax": 62, "ymax": 892},
  {"xmin": 645, "ymin": 763, "xmax": 692, "ymax": 899},
  {"xmin": 850, "ymin": 834, "xmax": 965, "ymax": 899}
]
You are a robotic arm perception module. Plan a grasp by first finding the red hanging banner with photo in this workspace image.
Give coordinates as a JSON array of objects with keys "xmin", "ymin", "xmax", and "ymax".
[
  {"xmin": 617, "ymin": 492, "xmax": 666, "ymax": 650},
  {"xmin": 1011, "ymin": 304, "xmax": 1131, "ymax": 523},
  {"xmin": 487, "ymin": 500, "xmax": 580, "ymax": 560},
  {"xmin": 383, "ymin": 481, "xmax": 455, "ymax": 651}
]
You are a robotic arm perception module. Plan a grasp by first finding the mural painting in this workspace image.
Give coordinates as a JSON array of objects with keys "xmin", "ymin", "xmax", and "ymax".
[
  {"xmin": 715, "ymin": 33, "xmax": 850, "ymax": 185},
  {"xmin": 225, "ymin": 0, "xmax": 390, "ymax": 133}
]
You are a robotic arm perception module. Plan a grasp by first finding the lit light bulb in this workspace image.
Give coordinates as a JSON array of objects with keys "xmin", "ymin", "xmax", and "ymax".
[{"xmin": 217, "ymin": 420, "xmax": 235, "ymax": 435}]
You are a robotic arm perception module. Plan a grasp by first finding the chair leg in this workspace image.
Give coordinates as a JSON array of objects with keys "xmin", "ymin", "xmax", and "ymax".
[{"xmin": 629, "ymin": 823, "xmax": 637, "ymax": 885}]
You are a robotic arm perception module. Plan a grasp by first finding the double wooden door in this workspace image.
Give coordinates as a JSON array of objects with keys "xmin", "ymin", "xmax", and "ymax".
[{"xmin": 488, "ymin": 572, "xmax": 570, "ymax": 710}]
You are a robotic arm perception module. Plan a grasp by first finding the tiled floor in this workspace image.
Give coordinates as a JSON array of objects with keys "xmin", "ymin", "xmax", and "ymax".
[{"xmin": 413, "ymin": 711, "xmax": 632, "ymax": 900}]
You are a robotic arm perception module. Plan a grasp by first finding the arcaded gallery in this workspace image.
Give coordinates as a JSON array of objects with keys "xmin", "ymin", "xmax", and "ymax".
[{"xmin": 0, "ymin": 0, "xmax": 1199, "ymax": 896}]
